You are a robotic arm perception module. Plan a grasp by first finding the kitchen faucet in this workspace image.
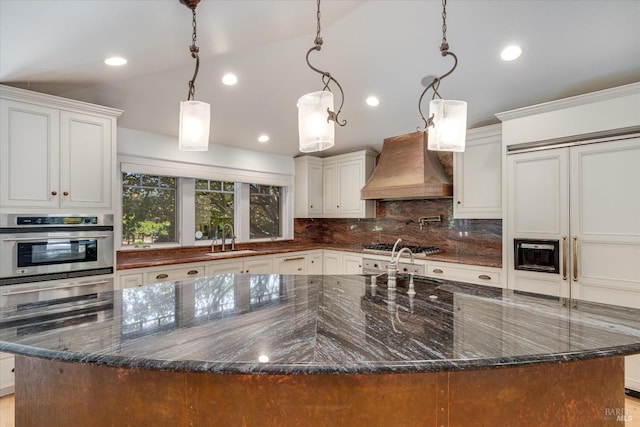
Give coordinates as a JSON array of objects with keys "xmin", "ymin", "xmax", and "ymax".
[
  {"xmin": 221, "ymin": 223, "xmax": 236, "ymax": 252},
  {"xmin": 386, "ymin": 240, "xmax": 415, "ymax": 289}
]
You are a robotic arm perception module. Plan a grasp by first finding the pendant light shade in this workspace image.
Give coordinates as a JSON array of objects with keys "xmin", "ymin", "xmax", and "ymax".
[
  {"xmin": 297, "ymin": 91, "xmax": 335, "ymax": 153},
  {"xmin": 427, "ymin": 99, "xmax": 467, "ymax": 152},
  {"xmin": 417, "ymin": 0, "xmax": 467, "ymax": 152},
  {"xmin": 178, "ymin": 0, "xmax": 210, "ymax": 152},
  {"xmin": 298, "ymin": 0, "xmax": 346, "ymax": 153},
  {"xmin": 179, "ymin": 100, "xmax": 210, "ymax": 151}
]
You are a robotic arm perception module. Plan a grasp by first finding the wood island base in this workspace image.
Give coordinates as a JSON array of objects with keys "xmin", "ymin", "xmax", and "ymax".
[{"xmin": 15, "ymin": 355, "xmax": 625, "ymax": 426}]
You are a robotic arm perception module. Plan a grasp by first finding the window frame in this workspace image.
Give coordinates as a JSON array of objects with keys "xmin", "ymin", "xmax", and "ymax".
[{"xmin": 117, "ymin": 156, "xmax": 293, "ymax": 250}]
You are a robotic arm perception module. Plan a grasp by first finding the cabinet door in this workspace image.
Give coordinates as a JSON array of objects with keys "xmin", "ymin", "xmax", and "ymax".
[
  {"xmin": 0, "ymin": 99, "xmax": 60, "ymax": 208},
  {"xmin": 206, "ymin": 260, "xmax": 244, "ymax": 275},
  {"xmin": 275, "ymin": 255, "xmax": 306, "ymax": 275},
  {"xmin": 0, "ymin": 353, "xmax": 15, "ymax": 396},
  {"xmin": 453, "ymin": 126, "xmax": 502, "ymax": 219},
  {"xmin": 244, "ymin": 257, "xmax": 274, "ymax": 274},
  {"xmin": 569, "ymin": 137, "xmax": 640, "ymax": 307},
  {"xmin": 336, "ymin": 159, "xmax": 363, "ymax": 215},
  {"xmin": 118, "ymin": 272, "xmax": 144, "ymax": 289},
  {"xmin": 323, "ymin": 251, "xmax": 341, "ymax": 275},
  {"xmin": 306, "ymin": 252, "xmax": 323, "ymax": 275},
  {"xmin": 307, "ymin": 162, "xmax": 323, "ymax": 216},
  {"xmin": 507, "ymin": 148, "xmax": 569, "ymax": 298},
  {"xmin": 60, "ymin": 111, "xmax": 113, "ymax": 209},
  {"xmin": 342, "ymin": 254, "xmax": 363, "ymax": 274},
  {"xmin": 322, "ymin": 162, "xmax": 337, "ymax": 215}
]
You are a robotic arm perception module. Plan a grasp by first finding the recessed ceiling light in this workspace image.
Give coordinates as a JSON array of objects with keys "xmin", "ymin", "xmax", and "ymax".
[
  {"xmin": 258, "ymin": 134, "xmax": 269, "ymax": 143},
  {"xmin": 104, "ymin": 57, "xmax": 127, "ymax": 66},
  {"xmin": 222, "ymin": 73, "xmax": 238, "ymax": 86},
  {"xmin": 366, "ymin": 96, "xmax": 380, "ymax": 107},
  {"xmin": 501, "ymin": 45, "xmax": 522, "ymax": 61}
]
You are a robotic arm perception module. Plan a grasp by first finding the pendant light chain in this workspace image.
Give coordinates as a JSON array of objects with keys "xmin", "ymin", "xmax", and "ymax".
[
  {"xmin": 303, "ymin": 0, "xmax": 346, "ymax": 126},
  {"xmin": 315, "ymin": 0, "xmax": 322, "ymax": 46},
  {"xmin": 187, "ymin": 7, "xmax": 200, "ymax": 101},
  {"xmin": 440, "ymin": 0, "xmax": 448, "ymax": 52}
]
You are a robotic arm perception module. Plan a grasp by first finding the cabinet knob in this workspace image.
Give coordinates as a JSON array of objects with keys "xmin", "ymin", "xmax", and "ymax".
[
  {"xmin": 310, "ymin": 205, "xmax": 314, "ymax": 208},
  {"xmin": 51, "ymin": 191, "xmax": 58, "ymax": 196},
  {"xmin": 337, "ymin": 205, "xmax": 340, "ymax": 208},
  {"xmin": 457, "ymin": 200, "xmax": 461, "ymax": 204},
  {"xmin": 63, "ymin": 191, "xmax": 69, "ymax": 196}
]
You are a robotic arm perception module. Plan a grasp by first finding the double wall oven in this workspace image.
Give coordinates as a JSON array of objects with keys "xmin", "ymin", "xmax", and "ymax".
[{"xmin": 0, "ymin": 214, "xmax": 115, "ymax": 308}]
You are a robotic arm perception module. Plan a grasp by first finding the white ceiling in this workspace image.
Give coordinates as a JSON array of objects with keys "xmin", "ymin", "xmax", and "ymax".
[{"xmin": 1, "ymin": 0, "xmax": 639, "ymax": 158}]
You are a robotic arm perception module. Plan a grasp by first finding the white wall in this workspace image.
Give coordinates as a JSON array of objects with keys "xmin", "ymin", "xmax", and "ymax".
[{"xmin": 117, "ymin": 127, "xmax": 294, "ymax": 176}]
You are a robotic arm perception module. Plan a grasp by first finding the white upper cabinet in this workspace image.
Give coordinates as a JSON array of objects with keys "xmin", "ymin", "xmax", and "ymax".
[
  {"xmin": 453, "ymin": 124, "xmax": 502, "ymax": 219},
  {"xmin": 0, "ymin": 85, "xmax": 121, "ymax": 212},
  {"xmin": 294, "ymin": 156, "xmax": 323, "ymax": 218},
  {"xmin": 295, "ymin": 150, "xmax": 377, "ymax": 219}
]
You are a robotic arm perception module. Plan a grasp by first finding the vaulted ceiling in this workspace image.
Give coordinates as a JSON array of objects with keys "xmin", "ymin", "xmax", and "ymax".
[{"xmin": 1, "ymin": 0, "xmax": 639, "ymax": 157}]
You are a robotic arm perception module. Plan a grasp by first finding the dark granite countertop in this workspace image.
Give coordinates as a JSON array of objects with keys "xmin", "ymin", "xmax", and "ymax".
[
  {"xmin": 117, "ymin": 243, "xmax": 502, "ymax": 270},
  {"xmin": 2, "ymin": 275, "xmax": 638, "ymax": 375}
]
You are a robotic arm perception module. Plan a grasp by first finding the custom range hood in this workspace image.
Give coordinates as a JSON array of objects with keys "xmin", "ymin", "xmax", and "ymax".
[{"xmin": 361, "ymin": 131, "xmax": 452, "ymax": 200}]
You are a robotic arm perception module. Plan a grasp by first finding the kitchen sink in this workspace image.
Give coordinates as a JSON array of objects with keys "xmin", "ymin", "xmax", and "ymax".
[{"xmin": 205, "ymin": 249, "xmax": 257, "ymax": 257}]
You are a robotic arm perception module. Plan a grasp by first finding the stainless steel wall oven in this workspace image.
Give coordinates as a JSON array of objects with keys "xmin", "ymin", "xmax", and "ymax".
[{"xmin": 0, "ymin": 214, "xmax": 114, "ymax": 285}]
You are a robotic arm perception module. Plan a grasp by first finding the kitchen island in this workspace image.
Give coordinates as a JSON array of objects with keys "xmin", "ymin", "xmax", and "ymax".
[{"xmin": 1, "ymin": 274, "xmax": 639, "ymax": 426}]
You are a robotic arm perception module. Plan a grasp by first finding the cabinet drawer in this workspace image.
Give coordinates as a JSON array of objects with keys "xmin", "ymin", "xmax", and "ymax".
[
  {"xmin": 0, "ymin": 353, "xmax": 15, "ymax": 395},
  {"xmin": 426, "ymin": 263, "xmax": 502, "ymax": 287},
  {"xmin": 145, "ymin": 264, "xmax": 205, "ymax": 284}
]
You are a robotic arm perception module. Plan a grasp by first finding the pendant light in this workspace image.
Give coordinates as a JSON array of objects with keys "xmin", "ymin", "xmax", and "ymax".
[
  {"xmin": 178, "ymin": 0, "xmax": 210, "ymax": 151},
  {"xmin": 298, "ymin": 0, "xmax": 347, "ymax": 153},
  {"xmin": 418, "ymin": 0, "xmax": 467, "ymax": 152}
]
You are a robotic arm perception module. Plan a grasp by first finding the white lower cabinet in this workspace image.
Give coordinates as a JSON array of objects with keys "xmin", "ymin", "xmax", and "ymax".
[
  {"xmin": 274, "ymin": 254, "xmax": 307, "ymax": 275},
  {"xmin": 306, "ymin": 251, "xmax": 323, "ymax": 275},
  {"xmin": 205, "ymin": 256, "xmax": 273, "ymax": 276},
  {"xmin": 0, "ymin": 352, "xmax": 15, "ymax": 396},
  {"xmin": 627, "ymin": 355, "xmax": 640, "ymax": 393},
  {"xmin": 343, "ymin": 254, "xmax": 363, "ymax": 275},
  {"xmin": 117, "ymin": 263, "xmax": 205, "ymax": 289},
  {"xmin": 425, "ymin": 261, "xmax": 503, "ymax": 288},
  {"xmin": 322, "ymin": 251, "xmax": 363, "ymax": 275}
]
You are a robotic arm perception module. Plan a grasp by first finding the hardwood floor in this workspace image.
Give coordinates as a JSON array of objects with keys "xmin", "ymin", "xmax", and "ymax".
[{"xmin": 0, "ymin": 393, "xmax": 639, "ymax": 426}]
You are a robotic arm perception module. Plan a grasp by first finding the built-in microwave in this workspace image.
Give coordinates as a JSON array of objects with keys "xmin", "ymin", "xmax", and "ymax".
[{"xmin": 514, "ymin": 239, "xmax": 560, "ymax": 274}]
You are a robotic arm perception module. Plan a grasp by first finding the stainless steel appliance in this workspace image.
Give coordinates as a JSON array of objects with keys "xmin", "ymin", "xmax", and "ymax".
[
  {"xmin": 363, "ymin": 243, "xmax": 440, "ymax": 259},
  {"xmin": 0, "ymin": 214, "xmax": 114, "ymax": 285},
  {"xmin": 514, "ymin": 239, "xmax": 560, "ymax": 274}
]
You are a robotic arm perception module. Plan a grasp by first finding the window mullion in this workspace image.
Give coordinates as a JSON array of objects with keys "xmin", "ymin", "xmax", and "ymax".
[
  {"xmin": 236, "ymin": 183, "xmax": 250, "ymax": 242},
  {"xmin": 181, "ymin": 178, "xmax": 196, "ymax": 246}
]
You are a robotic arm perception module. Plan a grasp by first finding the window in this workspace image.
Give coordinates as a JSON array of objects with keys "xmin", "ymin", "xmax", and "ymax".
[
  {"xmin": 250, "ymin": 184, "xmax": 281, "ymax": 239},
  {"xmin": 122, "ymin": 173, "xmax": 177, "ymax": 246},
  {"xmin": 195, "ymin": 180, "xmax": 235, "ymax": 240},
  {"xmin": 120, "ymin": 165, "xmax": 292, "ymax": 249}
]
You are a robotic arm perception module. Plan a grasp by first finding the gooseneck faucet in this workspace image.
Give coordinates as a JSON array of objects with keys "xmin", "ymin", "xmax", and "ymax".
[
  {"xmin": 387, "ymin": 245, "xmax": 415, "ymax": 290},
  {"xmin": 221, "ymin": 223, "xmax": 236, "ymax": 252}
]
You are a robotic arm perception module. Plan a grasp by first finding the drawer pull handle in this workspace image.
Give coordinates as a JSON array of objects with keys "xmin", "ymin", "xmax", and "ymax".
[
  {"xmin": 155, "ymin": 274, "xmax": 169, "ymax": 280},
  {"xmin": 478, "ymin": 274, "xmax": 491, "ymax": 280},
  {"xmin": 433, "ymin": 268, "xmax": 443, "ymax": 274},
  {"xmin": 187, "ymin": 270, "xmax": 199, "ymax": 275},
  {"xmin": 283, "ymin": 257, "xmax": 305, "ymax": 262},
  {"xmin": 297, "ymin": 268, "xmax": 303, "ymax": 272}
]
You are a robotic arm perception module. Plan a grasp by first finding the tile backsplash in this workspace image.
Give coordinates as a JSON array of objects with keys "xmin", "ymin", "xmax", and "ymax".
[{"xmin": 294, "ymin": 198, "xmax": 501, "ymax": 259}]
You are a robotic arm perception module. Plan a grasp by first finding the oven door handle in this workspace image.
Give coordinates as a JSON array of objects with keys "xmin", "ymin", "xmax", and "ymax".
[
  {"xmin": 1, "ymin": 280, "xmax": 110, "ymax": 296},
  {"xmin": 2, "ymin": 235, "xmax": 112, "ymax": 242}
]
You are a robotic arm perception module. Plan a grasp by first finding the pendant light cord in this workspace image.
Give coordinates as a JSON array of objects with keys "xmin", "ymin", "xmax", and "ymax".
[
  {"xmin": 417, "ymin": 0, "xmax": 460, "ymax": 131},
  {"xmin": 187, "ymin": 7, "xmax": 200, "ymax": 101},
  {"xmin": 304, "ymin": 0, "xmax": 347, "ymax": 126}
]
